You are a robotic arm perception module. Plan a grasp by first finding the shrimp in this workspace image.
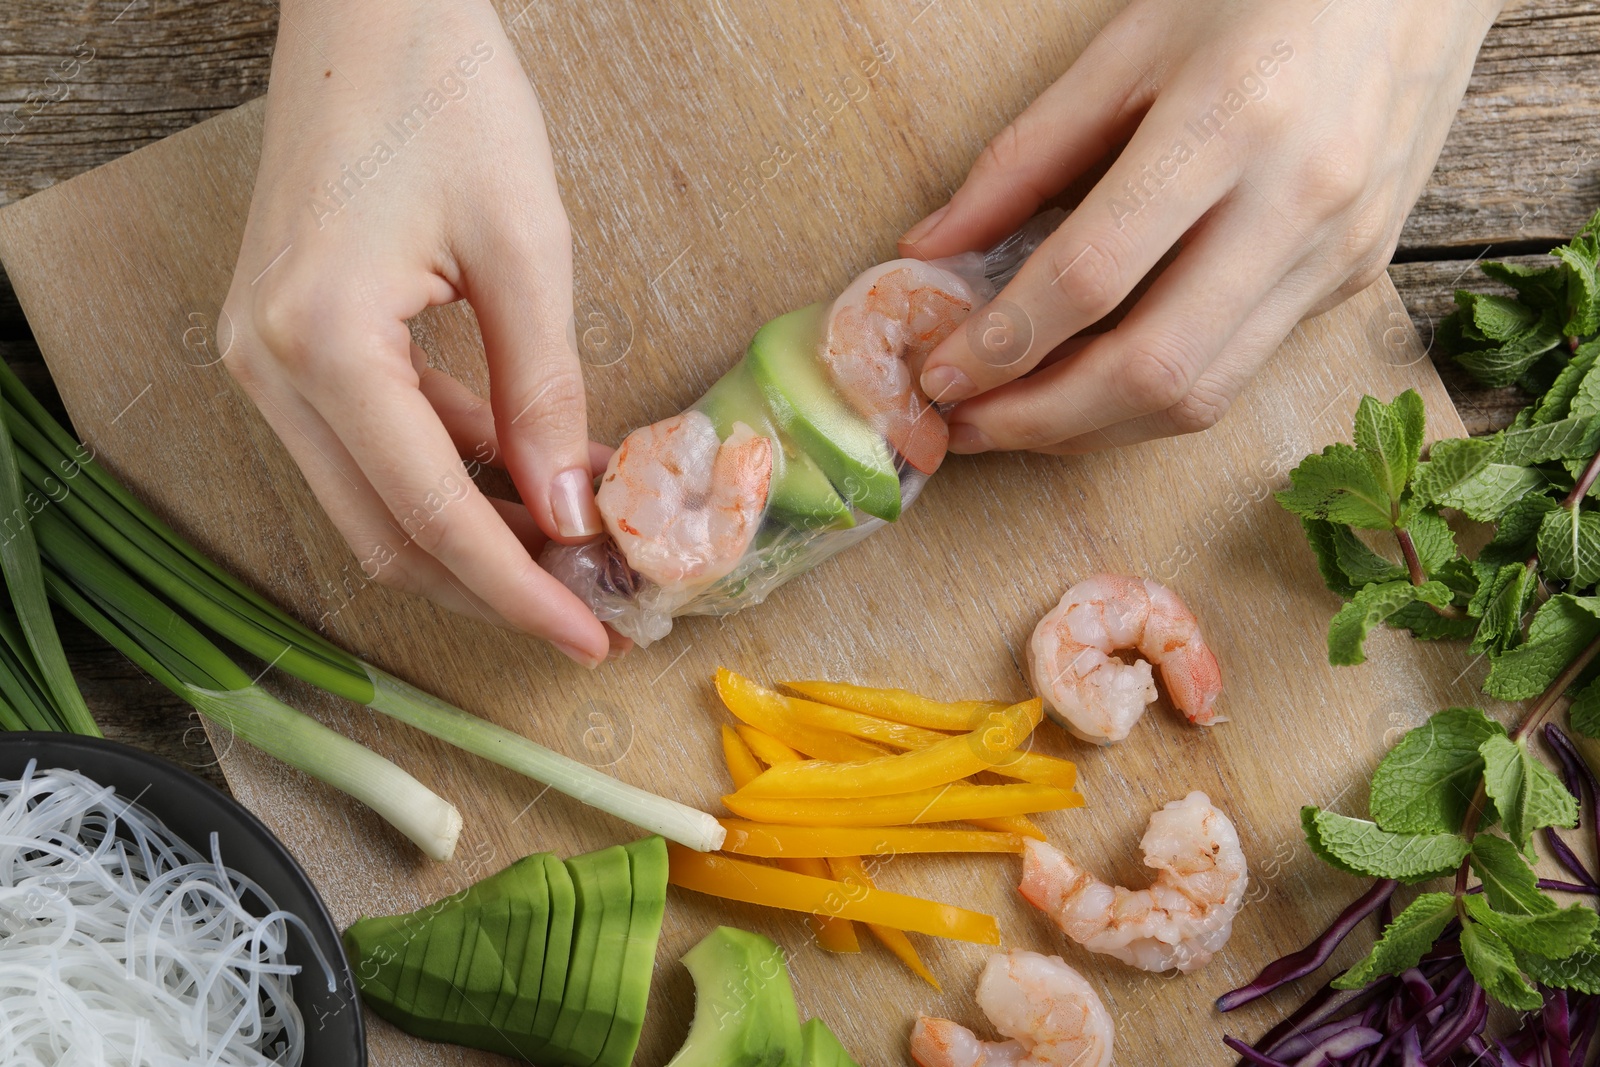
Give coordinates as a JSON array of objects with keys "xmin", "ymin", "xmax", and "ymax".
[
  {"xmin": 823, "ymin": 258, "xmax": 983, "ymax": 475},
  {"xmin": 910, "ymin": 950, "xmax": 1113, "ymax": 1067},
  {"xmin": 595, "ymin": 410, "xmax": 771, "ymax": 595},
  {"xmin": 1019, "ymin": 791, "xmax": 1248, "ymax": 974},
  {"xmin": 1027, "ymin": 574, "xmax": 1223, "ymax": 745}
]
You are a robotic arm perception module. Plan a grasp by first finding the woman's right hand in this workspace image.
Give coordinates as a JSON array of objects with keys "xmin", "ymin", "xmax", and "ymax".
[{"xmin": 220, "ymin": 0, "xmax": 617, "ymax": 666}]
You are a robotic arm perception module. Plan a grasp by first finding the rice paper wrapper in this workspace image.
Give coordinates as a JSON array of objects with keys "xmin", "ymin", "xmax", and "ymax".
[{"xmin": 543, "ymin": 212, "xmax": 1062, "ymax": 646}]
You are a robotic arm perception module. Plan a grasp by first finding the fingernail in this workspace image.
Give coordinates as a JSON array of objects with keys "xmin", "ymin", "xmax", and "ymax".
[
  {"xmin": 554, "ymin": 640, "xmax": 603, "ymax": 669},
  {"xmin": 949, "ymin": 423, "xmax": 993, "ymax": 453},
  {"xmin": 900, "ymin": 204, "xmax": 950, "ymax": 248},
  {"xmin": 923, "ymin": 364, "xmax": 976, "ymax": 403},
  {"xmin": 551, "ymin": 467, "xmax": 602, "ymax": 539}
]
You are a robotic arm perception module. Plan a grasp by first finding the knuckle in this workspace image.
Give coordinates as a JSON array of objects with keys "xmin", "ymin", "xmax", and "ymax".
[
  {"xmin": 1118, "ymin": 333, "xmax": 1202, "ymax": 413},
  {"xmin": 251, "ymin": 278, "xmax": 322, "ymax": 366},
  {"xmin": 500, "ymin": 365, "xmax": 587, "ymax": 443},
  {"xmin": 1046, "ymin": 240, "xmax": 1124, "ymax": 321},
  {"xmin": 974, "ymin": 121, "xmax": 1029, "ymax": 180},
  {"xmin": 1292, "ymin": 146, "xmax": 1370, "ymax": 214},
  {"xmin": 1165, "ymin": 386, "xmax": 1232, "ymax": 435}
]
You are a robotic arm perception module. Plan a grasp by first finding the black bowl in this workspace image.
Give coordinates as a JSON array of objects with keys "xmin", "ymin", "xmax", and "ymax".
[{"xmin": 0, "ymin": 732, "xmax": 366, "ymax": 1065}]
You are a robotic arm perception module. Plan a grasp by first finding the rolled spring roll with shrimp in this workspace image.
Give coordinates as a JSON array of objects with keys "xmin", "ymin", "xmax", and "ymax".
[{"xmin": 543, "ymin": 213, "xmax": 1063, "ymax": 646}]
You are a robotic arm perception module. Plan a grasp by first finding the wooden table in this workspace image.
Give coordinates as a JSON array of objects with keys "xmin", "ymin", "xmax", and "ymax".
[{"xmin": 0, "ymin": 0, "xmax": 1594, "ymax": 786}]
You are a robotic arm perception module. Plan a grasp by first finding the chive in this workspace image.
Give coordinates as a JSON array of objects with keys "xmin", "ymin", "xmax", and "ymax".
[{"xmin": 0, "ymin": 401, "xmax": 95, "ymax": 734}]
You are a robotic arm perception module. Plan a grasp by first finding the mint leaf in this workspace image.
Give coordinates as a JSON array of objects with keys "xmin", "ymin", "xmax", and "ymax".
[
  {"xmin": 1464, "ymin": 893, "xmax": 1597, "ymax": 958},
  {"xmin": 1482, "ymin": 259, "xmax": 1568, "ymax": 309},
  {"xmin": 1571, "ymin": 678, "xmax": 1600, "ymax": 738},
  {"xmin": 1277, "ymin": 443, "xmax": 1395, "ymax": 530},
  {"xmin": 1353, "ymin": 391, "xmax": 1425, "ymax": 503},
  {"xmin": 1406, "ymin": 510, "xmax": 1457, "ymax": 574},
  {"xmin": 1412, "ymin": 436, "xmax": 1543, "ymax": 521},
  {"xmin": 1460, "ymin": 919, "xmax": 1544, "ymax": 1011},
  {"xmin": 1485, "ymin": 594, "xmax": 1600, "ymax": 700},
  {"xmin": 1370, "ymin": 707, "xmax": 1504, "ymax": 834},
  {"xmin": 1302, "ymin": 806, "xmax": 1471, "ymax": 882},
  {"xmin": 1471, "ymin": 292, "xmax": 1542, "ymax": 342},
  {"xmin": 1533, "ymin": 345, "xmax": 1598, "ymax": 424},
  {"xmin": 1301, "ymin": 519, "xmax": 1361, "ymax": 598},
  {"xmin": 1555, "ymin": 233, "xmax": 1600, "ymax": 338},
  {"xmin": 1518, "ymin": 937, "xmax": 1600, "ymax": 994},
  {"xmin": 1470, "ymin": 563, "xmax": 1534, "ymax": 656},
  {"xmin": 1479, "ymin": 495, "xmax": 1562, "ymax": 567},
  {"xmin": 1332, "ymin": 892, "xmax": 1456, "ymax": 990},
  {"xmin": 1327, "ymin": 581, "xmax": 1452, "ymax": 666},
  {"xmin": 1390, "ymin": 597, "xmax": 1479, "ymax": 642},
  {"xmin": 1452, "ymin": 299, "xmax": 1566, "ymax": 388},
  {"xmin": 1502, "ymin": 415, "xmax": 1600, "ymax": 466},
  {"xmin": 1480, "ymin": 733, "xmax": 1580, "ymax": 852},
  {"xmin": 1537, "ymin": 506, "xmax": 1600, "ymax": 585},
  {"xmin": 1330, "ymin": 525, "xmax": 1405, "ymax": 586},
  {"xmin": 1469, "ymin": 833, "xmax": 1552, "ymax": 915}
]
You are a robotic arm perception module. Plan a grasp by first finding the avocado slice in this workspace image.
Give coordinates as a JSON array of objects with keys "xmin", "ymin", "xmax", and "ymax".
[
  {"xmin": 560, "ymin": 844, "xmax": 633, "ymax": 1066},
  {"xmin": 800, "ymin": 1018, "xmax": 861, "ymax": 1067},
  {"xmin": 664, "ymin": 926, "xmax": 804, "ymax": 1067},
  {"xmin": 524, "ymin": 852, "xmax": 577, "ymax": 1046},
  {"xmin": 487, "ymin": 859, "xmax": 548, "ymax": 1029},
  {"xmin": 596, "ymin": 836, "xmax": 669, "ymax": 1067},
  {"xmin": 698, "ymin": 361, "xmax": 853, "ymax": 532},
  {"xmin": 745, "ymin": 302, "xmax": 902, "ymax": 521},
  {"xmin": 544, "ymin": 848, "xmax": 612, "ymax": 1063}
]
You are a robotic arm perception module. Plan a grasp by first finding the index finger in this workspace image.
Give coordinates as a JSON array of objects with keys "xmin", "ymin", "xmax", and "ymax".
[
  {"xmin": 299, "ymin": 326, "xmax": 610, "ymax": 666},
  {"xmin": 919, "ymin": 85, "xmax": 1244, "ymax": 403}
]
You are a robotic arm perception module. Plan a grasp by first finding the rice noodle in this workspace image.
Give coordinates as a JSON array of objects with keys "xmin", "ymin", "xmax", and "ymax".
[{"xmin": 0, "ymin": 761, "xmax": 334, "ymax": 1065}]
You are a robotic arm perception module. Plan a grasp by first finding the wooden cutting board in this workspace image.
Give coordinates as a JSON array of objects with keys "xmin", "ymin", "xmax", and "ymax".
[{"xmin": 0, "ymin": 1, "xmax": 1509, "ymax": 1063}]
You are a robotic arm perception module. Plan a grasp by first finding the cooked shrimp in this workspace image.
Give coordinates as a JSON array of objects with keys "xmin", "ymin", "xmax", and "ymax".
[
  {"xmin": 1020, "ymin": 791, "xmax": 1247, "ymax": 974},
  {"xmin": 596, "ymin": 410, "xmax": 771, "ymax": 594},
  {"xmin": 823, "ymin": 259, "xmax": 982, "ymax": 475},
  {"xmin": 910, "ymin": 950, "xmax": 1113, "ymax": 1067},
  {"xmin": 1027, "ymin": 574, "xmax": 1223, "ymax": 745}
]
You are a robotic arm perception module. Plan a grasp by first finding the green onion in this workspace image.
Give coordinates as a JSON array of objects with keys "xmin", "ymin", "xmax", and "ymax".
[
  {"xmin": 0, "ymin": 401, "xmax": 96, "ymax": 734},
  {"xmin": 37, "ymin": 512, "xmax": 461, "ymax": 860},
  {"xmin": 0, "ymin": 364, "xmax": 724, "ymax": 853}
]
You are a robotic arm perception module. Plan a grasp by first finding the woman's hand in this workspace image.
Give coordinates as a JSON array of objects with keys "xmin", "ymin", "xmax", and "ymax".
[
  {"xmin": 220, "ymin": 0, "xmax": 615, "ymax": 666},
  {"xmin": 902, "ymin": 0, "xmax": 1505, "ymax": 454}
]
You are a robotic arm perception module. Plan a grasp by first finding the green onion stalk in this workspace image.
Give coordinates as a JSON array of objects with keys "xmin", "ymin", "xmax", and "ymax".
[{"xmin": 0, "ymin": 364, "xmax": 724, "ymax": 853}]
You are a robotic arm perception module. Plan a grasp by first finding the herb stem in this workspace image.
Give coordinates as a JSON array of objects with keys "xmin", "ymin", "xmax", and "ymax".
[
  {"xmin": 1393, "ymin": 527, "xmax": 1465, "ymax": 620},
  {"xmin": 1564, "ymin": 449, "xmax": 1600, "ymax": 509}
]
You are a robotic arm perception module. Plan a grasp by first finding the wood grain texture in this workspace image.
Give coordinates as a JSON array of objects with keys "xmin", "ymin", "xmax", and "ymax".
[{"xmin": 0, "ymin": 2, "xmax": 1554, "ymax": 1064}]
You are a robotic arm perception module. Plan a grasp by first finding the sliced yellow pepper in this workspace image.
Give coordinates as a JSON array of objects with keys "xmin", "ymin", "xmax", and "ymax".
[
  {"xmin": 736, "ymin": 699, "xmax": 1043, "ymax": 799},
  {"xmin": 720, "ymin": 725, "xmax": 858, "ymax": 952},
  {"xmin": 966, "ymin": 814, "xmax": 1047, "ymax": 840},
  {"xmin": 716, "ymin": 669, "xmax": 891, "ymax": 761},
  {"xmin": 717, "ymin": 820, "xmax": 1024, "ymax": 858},
  {"xmin": 784, "ymin": 679, "xmax": 1005, "ymax": 731},
  {"xmin": 667, "ymin": 844, "xmax": 1000, "ymax": 944},
  {"xmin": 774, "ymin": 685, "xmax": 1078, "ymax": 793},
  {"xmin": 735, "ymin": 725, "xmax": 806, "ymax": 768},
  {"xmin": 828, "ymin": 855, "xmax": 939, "ymax": 990},
  {"xmin": 725, "ymin": 781, "xmax": 1083, "ymax": 826}
]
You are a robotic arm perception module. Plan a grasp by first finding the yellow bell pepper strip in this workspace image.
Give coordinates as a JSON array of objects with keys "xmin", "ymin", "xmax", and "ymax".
[
  {"xmin": 716, "ymin": 820, "xmax": 1025, "ymax": 858},
  {"xmin": 720, "ymin": 725, "xmax": 859, "ymax": 952},
  {"xmin": 776, "ymin": 689, "xmax": 1078, "ymax": 793},
  {"xmin": 735, "ymin": 725, "xmax": 807, "ymax": 768},
  {"xmin": 666, "ymin": 844, "xmax": 1000, "ymax": 944},
  {"xmin": 966, "ymin": 814, "xmax": 1047, "ymax": 840},
  {"xmin": 720, "ymin": 725, "xmax": 765, "ymax": 789},
  {"xmin": 716, "ymin": 669, "xmax": 891, "ymax": 761},
  {"xmin": 725, "ymin": 781, "xmax": 1083, "ymax": 827},
  {"xmin": 736, "ymin": 699, "xmax": 1043, "ymax": 799},
  {"xmin": 784, "ymin": 679, "xmax": 1005, "ymax": 731},
  {"xmin": 827, "ymin": 855, "xmax": 940, "ymax": 990}
]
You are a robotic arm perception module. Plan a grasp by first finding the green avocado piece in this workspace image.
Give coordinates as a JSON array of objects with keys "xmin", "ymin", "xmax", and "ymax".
[
  {"xmin": 559, "ymin": 844, "xmax": 633, "ymax": 1066},
  {"xmin": 800, "ymin": 1017, "xmax": 861, "ymax": 1067},
  {"xmin": 745, "ymin": 302, "xmax": 902, "ymax": 522},
  {"xmin": 523, "ymin": 853, "xmax": 577, "ymax": 1046},
  {"xmin": 544, "ymin": 849, "xmax": 611, "ymax": 1063},
  {"xmin": 698, "ymin": 361, "xmax": 854, "ymax": 532},
  {"xmin": 596, "ymin": 836, "xmax": 669, "ymax": 1067},
  {"xmin": 486, "ymin": 858, "xmax": 548, "ymax": 1029},
  {"xmin": 664, "ymin": 926, "xmax": 804, "ymax": 1067}
]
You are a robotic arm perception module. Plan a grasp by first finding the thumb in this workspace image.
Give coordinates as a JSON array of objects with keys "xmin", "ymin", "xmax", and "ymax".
[{"xmin": 467, "ymin": 228, "xmax": 603, "ymax": 546}]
